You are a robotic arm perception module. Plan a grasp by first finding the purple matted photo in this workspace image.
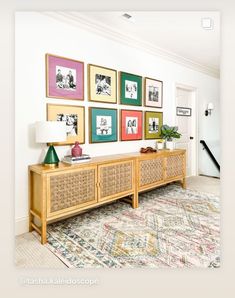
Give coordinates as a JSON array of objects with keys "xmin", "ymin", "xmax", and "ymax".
[{"xmin": 46, "ymin": 54, "xmax": 84, "ymax": 100}]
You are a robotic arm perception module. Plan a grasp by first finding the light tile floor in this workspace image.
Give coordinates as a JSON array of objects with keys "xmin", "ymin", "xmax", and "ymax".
[{"xmin": 15, "ymin": 175, "xmax": 219, "ymax": 268}]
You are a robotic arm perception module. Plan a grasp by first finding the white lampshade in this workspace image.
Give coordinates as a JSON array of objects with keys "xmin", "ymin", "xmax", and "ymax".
[
  {"xmin": 35, "ymin": 121, "xmax": 67, "ymax": 143},
  {"xmin": 207, "ymin": 102, "xmax": 214, "ymax": 110}
]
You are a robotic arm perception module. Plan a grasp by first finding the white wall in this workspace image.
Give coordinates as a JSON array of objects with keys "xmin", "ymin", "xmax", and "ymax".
[{"xmin": 15, "ymin": 12, "xmax": 220, "ymax": 234}]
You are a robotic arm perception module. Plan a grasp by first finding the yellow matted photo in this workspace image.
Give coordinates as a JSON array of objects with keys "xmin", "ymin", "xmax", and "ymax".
[
  {"xmin": 47, "ymin": 103, "xmax": 85, "ymax": 145},
  {"xmin": 88, "ymin": 64, "xmax": 117, "ymax": 103}
]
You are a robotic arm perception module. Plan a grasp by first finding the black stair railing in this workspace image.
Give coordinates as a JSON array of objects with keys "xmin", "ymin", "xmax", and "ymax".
[{"xmin": 200, "ymin": 140, "xmax": 220, "ymax": 172}]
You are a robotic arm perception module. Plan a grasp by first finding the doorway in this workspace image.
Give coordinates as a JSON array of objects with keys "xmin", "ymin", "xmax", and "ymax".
[{"xmin": 175, "ymin": 84, "xmax": 197, "ymax": 176}]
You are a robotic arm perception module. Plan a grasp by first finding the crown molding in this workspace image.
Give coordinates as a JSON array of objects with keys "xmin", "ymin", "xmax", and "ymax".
[{"xmin": 41, "ymin": 11, "xmax": 219, "ymax": 79}]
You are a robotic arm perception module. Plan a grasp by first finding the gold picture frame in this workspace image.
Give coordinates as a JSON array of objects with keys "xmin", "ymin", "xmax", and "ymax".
[
  {"xmin": 47, "ymin": 104, "xmax": 85, "ymax": 145},
  {"xmin": 144, "ymin": 110, "xmax": 163, "ymax": 139},
  {"xmin": 46, "ymin": 53, "xmax": 84, "ymax": 100},
  {"xmin": 88, "ymin": 64, "xmax": 117, "ymax": 103},
  {"xmin": 144, "ymin": 77, "xmax": 163, "ymax": 108},
  {"xmin": 89, "ymin": 107, "xmax": 118, "ymax": 143}
]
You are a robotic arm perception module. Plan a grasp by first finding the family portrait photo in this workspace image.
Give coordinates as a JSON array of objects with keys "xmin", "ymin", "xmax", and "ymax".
[
  {"xmin": 56, "ymin": 66, "xmax": 77, "ymax": 91},
  {"xmin": 88, "ymin": 64, "xmax": 117, "ymax": 103},
  {"xmin": 120, "ymin": 109, "xmax": 142, "ymax": 141},
  {"xmin": 125, "ymin": 80, "xmax": 138, "ymax": 99},
  {"xmin": 144, "ymin": 111, "xmax": 162, "ymax": 139},
  {"xmin": 96, "ymin": 115, "xmax": 112, "ymax": 135},
  {"xmin": 57, "ymin": 113, "xmax": 78, "ymax": 136},
  {"xmin": 125, "ymin": 117, "xmax": 138, "ymax": 134},
  {"xmin": 46, "ymin": 54, "xmax": 84, "ymax": 100},
  {"xmin": 47, "ymin": 104, "xmax": 85, "ymax": 145},
  {"xmin": 148, "ymin": 117, "xmax": 159, "ymax": 133},
  {"xmin": 147, "ymin": 85, "xmax": 159, "ymax": 102},
  {"xmin": 144, "ymin": 78, "xmax": 163, "ymax": 108},
  {"xmin": 95, "ymin": 74, "xmax": 111, "ymax": 96},
  {"xmin": 120, "ymin": 72, "xmax": 142, "ymax": 106},
  {"xmin": 89, "ymin": 107, "xmax": 117, "ymax": 143}
]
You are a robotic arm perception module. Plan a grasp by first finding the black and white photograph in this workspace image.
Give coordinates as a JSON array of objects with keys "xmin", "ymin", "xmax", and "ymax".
[
  {"xmin": 96, "ymin": 116, "xmax": 112, "ymax": 135},
  {"xmin": 56, "ymin": 65, "xmax": 77, "ymax": 91},
  {"xmin": 176, "ymin": 107, "xmax": 192, "ymax": 116},
  {"xmin": 125, "ymin": 117, "xmax": 138, "ymax": 134},
  {"xmin": 144, "ymin": 78, "xmax": 163, "ymax": 108},
  {"xmin": 148, "ymin": 117, "xmax": 159, "ymax": 133},
  {"xmin": 148, "ymin": 85, "xmax": 159, "ymax": 102},
  {"xmin": 125, "ymin": 80, "xmax": 138, "ymax": 99},
  {"xmin": 57, "ymin": 113, "xmax": 78, "ymax": 136},
  {"xmin": 95, "ymin": 74, "xmax": 111, "ymax": 96}
]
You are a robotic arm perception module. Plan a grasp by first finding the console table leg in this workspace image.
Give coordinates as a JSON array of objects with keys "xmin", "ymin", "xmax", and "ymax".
[
  {"xmin": 29, "ymin": 215, "xmax": 33, "ymax": 232},
  {"xmin": 28, "ymin": 170, "xmax": 33, "ymax": 232},
  {"xmin": 132, "ymin": 192, "xmax": 138, "ymax": 209},
  {"xmin": 182, "ymin": 178, "xmax": 186, "ymax": 189},
  {"xmin": 41, "ymin": 223, "xmax": 47, "ymax": 244}
]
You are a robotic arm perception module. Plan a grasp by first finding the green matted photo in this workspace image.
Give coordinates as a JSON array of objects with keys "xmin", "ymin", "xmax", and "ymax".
[
  {"xmin": 89, "ymin": 107, "xmax": 118, "ymax": 143},
  {"xmin": 144, "ymin": 111, "xmax": 163, "ymax": 139},
  {"xmin": 119, "ymin": 71, "xmax": 142, "ymax": 106}
]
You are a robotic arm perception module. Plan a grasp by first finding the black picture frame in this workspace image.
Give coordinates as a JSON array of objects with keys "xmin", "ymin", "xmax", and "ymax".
[{"xmin": 176, "ymin": 107, "xmax": 192, "ymax": 117}]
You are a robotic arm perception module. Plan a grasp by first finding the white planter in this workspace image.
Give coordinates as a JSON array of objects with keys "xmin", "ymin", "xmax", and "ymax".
[
  {"xmin": 156, "ymin": 142, "xmax": 164, "ymax": 150},
  {"xmin": 166, "ymin": 141, "xmax": 175, "ymax": 150}
]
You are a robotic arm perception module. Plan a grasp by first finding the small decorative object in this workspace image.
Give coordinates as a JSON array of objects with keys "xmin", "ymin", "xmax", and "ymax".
[
  {"xmin": 88, "ymin": 64, "xmax": 117, "ymax": 103},
  {"xmin": 144, "ymin": 77, "xmax": 163, "ymax": 108},
  {"xmin": 120, "ymin": 109, "xmax": 143, "ymax": 141},
  {"xmin": 35, "ymin": 121, "xmax": 67, "ymax": 167},
  {"xmin": 120, "ymin": 71, "xmax": 142, "ymax": 106},
  {"xmin": 140, "ymin": 147, "xmax": 157, "ymax": 153},
  {"xmin": 46, "ymin": 54, "xmax": 84, "ymax": 100},
  {"xmin": 156, "ymin": 139, "xmax": 165, "ymax": 150},
  {"xmin": 176, "ymin": 106, "xmax": 192, "ymax": 116},
  {"xmin": 144, "ymin": 111, "xmax": 163, "ymax": 139},
  {"xmin": 72, "ymin": 141, "xmax": 82, "ymax": 157},
  {"xmin": 160, "ymin": 124, "xmax": 181, "ymax": 150},
  {"xmin": 89, "ymin": 107, "xmax": 117, "ymax": 143},
  {"xmin": 47, "ymin": 104, "xmax": 85, "ymax": 145}
]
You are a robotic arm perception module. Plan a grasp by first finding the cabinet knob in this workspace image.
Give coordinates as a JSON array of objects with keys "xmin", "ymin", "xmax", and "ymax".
[{"xmin": 190, "ymin": 136, "xmax": 194, "ymax": 140}]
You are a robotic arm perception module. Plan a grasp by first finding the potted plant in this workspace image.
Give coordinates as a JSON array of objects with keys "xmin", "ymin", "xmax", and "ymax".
[{"xmin": 160, "ymin": 125, "xmax": 181, "ymax": 150}]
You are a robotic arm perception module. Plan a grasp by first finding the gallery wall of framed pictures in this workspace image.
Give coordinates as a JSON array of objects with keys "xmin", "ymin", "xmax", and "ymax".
[{"xmin": 45, "ymin": 53, "xmax": 164, "ymax": 145}]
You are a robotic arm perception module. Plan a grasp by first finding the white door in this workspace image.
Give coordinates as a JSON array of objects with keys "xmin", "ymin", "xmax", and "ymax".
[{"xmin": 175, "ymin": 86, "xmax": 196, "ymax": 176}]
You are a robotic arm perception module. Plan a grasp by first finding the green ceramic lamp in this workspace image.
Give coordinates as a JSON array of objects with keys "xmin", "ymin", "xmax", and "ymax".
[{"xmin": 35, "ymin": 121, "xmax": 67, "ymax": 167}]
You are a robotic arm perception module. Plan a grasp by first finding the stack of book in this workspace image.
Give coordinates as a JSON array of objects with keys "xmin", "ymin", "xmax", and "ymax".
[{"xmin": 62, "ymin": 154, "xmax": 91, "ymax": 164}]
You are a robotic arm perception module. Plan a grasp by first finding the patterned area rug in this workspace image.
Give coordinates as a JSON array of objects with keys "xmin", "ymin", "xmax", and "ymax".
[{"xmin": 45, "ymin": 184, "xmax": 220, "ymax": 268}]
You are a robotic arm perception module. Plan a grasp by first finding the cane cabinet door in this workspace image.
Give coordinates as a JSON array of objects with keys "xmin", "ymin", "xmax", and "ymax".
[
  {"xmin": 165, "ymin": 152, "xmax": 185, "ymax": 180},
  {"xmin": 138, "ymin": 156, "xmax": 165, "ymax": 190},
  {"xmin": 47, "ymin": 165, "xmax": 97, "ymax": 218},
  {"xmin": 98, "ymin": 160, "xmax": 134, "ymax": 202}
]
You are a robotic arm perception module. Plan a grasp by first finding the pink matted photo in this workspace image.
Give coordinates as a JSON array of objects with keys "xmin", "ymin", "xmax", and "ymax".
[
  {"xmin": 46, "ymin": 54, "xmax": 84, "ymax": 100},
  {"xmin": 120, "ymin": 109, "xmax": 143, "ymax": 141}
]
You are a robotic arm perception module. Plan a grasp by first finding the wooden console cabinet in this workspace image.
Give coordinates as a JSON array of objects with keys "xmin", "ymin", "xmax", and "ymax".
[{"xmin": 29, "ymin": 149, "xmax": 186, "ymax": 244}]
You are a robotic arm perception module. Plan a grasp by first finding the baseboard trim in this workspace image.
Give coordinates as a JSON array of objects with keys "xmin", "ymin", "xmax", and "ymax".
[
  {"xmin": 15, "ymin": 216, "xmax": 29, "ymax": 235},
  {"xmin": 199, "ymin": 174, "xmax": 220, "ymax": 179}
]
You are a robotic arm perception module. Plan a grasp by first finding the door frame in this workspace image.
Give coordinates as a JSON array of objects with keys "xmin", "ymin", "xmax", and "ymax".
[{"xmin": 174, "ymin": 83, "xmax": 198, "ymax": 176}]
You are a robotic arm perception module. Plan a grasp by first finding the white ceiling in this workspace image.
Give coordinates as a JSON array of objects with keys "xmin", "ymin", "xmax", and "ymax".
[{"xmin": 44, "ymin": 11, "xmax": 220, "ymax": 77}]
